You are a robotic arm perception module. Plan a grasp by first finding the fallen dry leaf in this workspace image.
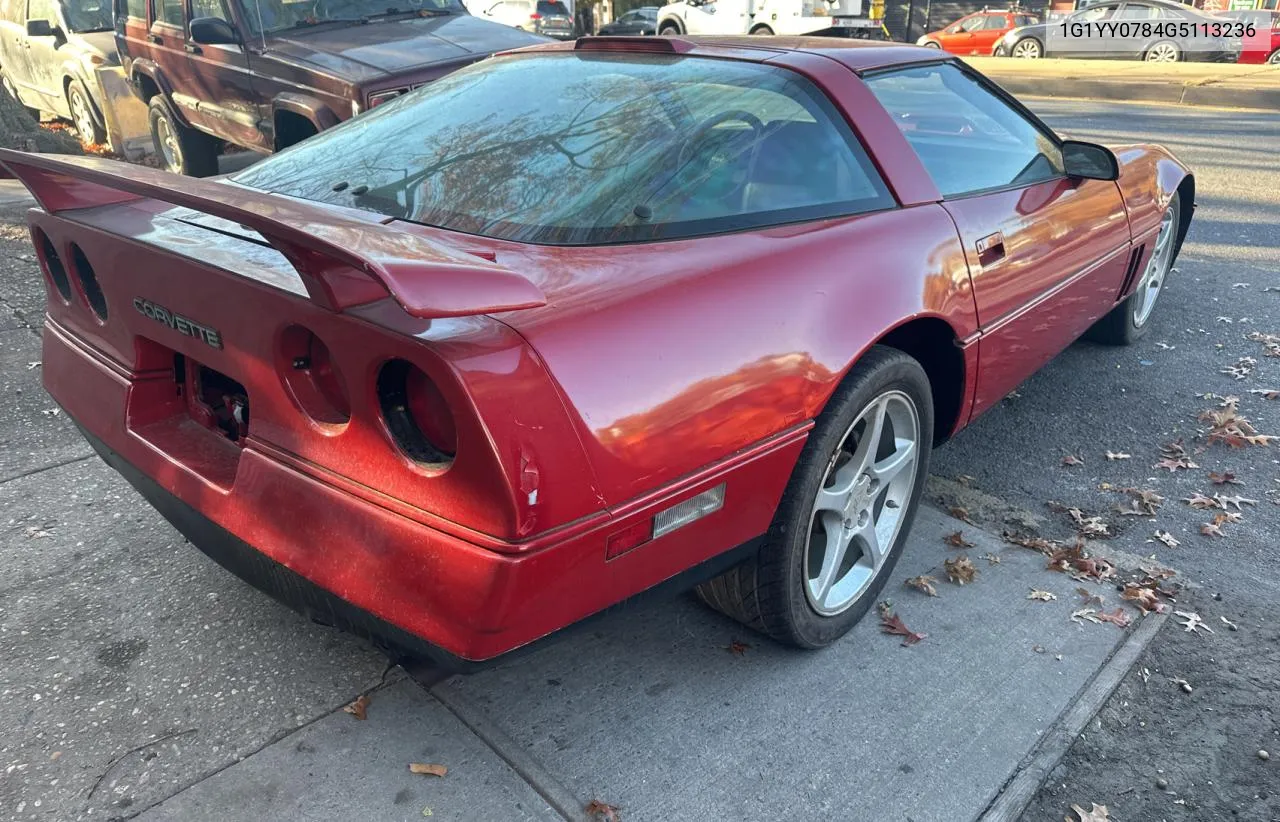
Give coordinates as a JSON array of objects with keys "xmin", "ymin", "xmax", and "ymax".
[
  {"xmin": 879, "ymin": 610, "xmax": 927, "ymax": 646},
  {"xmin": 1150, "ymin": 530, "xmax": 1180, "ymax": 548},
  {"xmin": 1071, "ymin": 608, "xmax": 1102, "ymax": 625},
  {"xmin": 1175, "ymin": 610, "xmax": 1214, "ymax": 635},
  {"xmin": 1215, "ymin": 493, "xmax": 1257, "ymax": 510},
  {"xmin": 1249, "ymin": 388, "xmax": 1279, "ymax": 400},
  {"xmin": 1184, "ymin": 492, "xmax": 1219, "ymax": 509},
  {"xmin": 1076, "ymin": 587, "xmax": 1104, "ymax": 607},
  {"xmin": 1213, "ymin": 511, "xmax": 1243, "ymax": 525},
  {"xmin": 947, "ymin": 506, "xmax": 973, "ymax": 524},
  {"xmin": 1208, "ymin": 471, "xmax": 1242, "ymax": 485},
  {"xmin": 981, "ymin": 552, "xmax": 1002, "ymax": 565},
  {"xmin": 943, "ymin": 531, "xmax": 974, "ymax": 549},
  {"xmin": 408, "ymin": 763, "xmax": 448, "ymax": 777},
  {"xmin": 1170, "ymin": 676, "xmax": 1193, "ymax": 694},
  {"xmin": 586, "ymin": 800, "xmax": 622, "ymax": 822},
  {"xmin": 905, "ymin": 575, "xmax": 939, "ymax": 597},
  {"xmin": 944, "ymin": 555, "xmax": 977, "ymax": 585},
  {"xmin": 343, "ymin": 695, "xmax": 370, "ymax": 721},
  {"xmin": 1096, "ymin": 607, "xmax": 1132, "ymax": 629},
  {"xmin": 1062, "ymin": 454, "xmax": 1085, "ymax": 466},
  {"xmin": 1002, "ymin": 531, "xmax": 1060, "ymax": 555},
  {"xmin": 1065, "ymin": 507, "xmax": 1110, "ymax": 538},
  {"xmin": 726, "ymin": 639, "xmax": 750, "ymax": 656},
  {"xmin": 1027, "ymin": 589, "xmax": 1056, "ymax": 602},
  {"xmin": 1071, "ymin": 803, "xmax": 1110, "ymax": 822},
  {"xmin": 1104, "ymin": 450, "xmax": 1131, "ymax": 461},
  {"xmin": 1200, "ymin": 522, "xmax": 1226, "ymax": 538},
  {"xmin": 1122, "ymin": 584, "xmax": 1163, "ymax": 613}
]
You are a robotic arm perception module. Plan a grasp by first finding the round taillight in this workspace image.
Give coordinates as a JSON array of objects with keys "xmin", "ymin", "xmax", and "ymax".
[
  {"xmin": 377, "ymin": 359, "xmax": 456, "ymax": 464},
  {"xmin": 279, "ymin": 326, "xmax": 350, "ymax": 426},
  {"xmin": 70, "ymin": 243, "xmax": 107, "ymax": 321},
  {"xmin": 34, "ymin": 229, "xmax": 71, "ymax": 302}
]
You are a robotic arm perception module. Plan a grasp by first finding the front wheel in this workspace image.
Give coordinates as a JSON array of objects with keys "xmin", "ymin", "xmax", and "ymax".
[
  {"xmin": 1266, "ymin": 48, "xmax": 1279, "ymax": 65},
  {"xmin": 67, "ymin": 80, "xmax": 106, "ymax": 145},
  {"xmin": 749, "ymin": 24, "xmax": 773, "ymax": 35},
  {"xmin": 658, "ymin": 21, "xmax": 680, "ymax": 35},
  {"xmin": 148, "ymin": 97, "xmax": 220, "ymax": 177},
  {"xmin": 696, "ymin": 347, "xmax": 933, "ymax": 648},
  {"xmin": 1011, "ymin": 37, "xmax": 1043, "ymax": 58},
  {"xmin": 1087, "ymin": 191, "xmax": 1181, "ymax": 346},
  {"xmin": 1145, "ymin": 40, "xmax": 1181, "ymax": 62},
  {"xmin": 922, "ymin": 40, "xmax": 941, "ymax": 48}
]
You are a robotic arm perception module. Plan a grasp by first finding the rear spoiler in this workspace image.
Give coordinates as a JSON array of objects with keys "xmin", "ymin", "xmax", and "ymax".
[{"xmin": 0, "ymin": 149, "xmax": 546, "ymax": 319}]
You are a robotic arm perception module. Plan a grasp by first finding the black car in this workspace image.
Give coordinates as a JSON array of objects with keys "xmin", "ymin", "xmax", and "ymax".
[
  {"xmin": 597, "ymin": 5, "xmax": 657, "ymax": 35},
  {"xmin": 993, "ymin": 0, "xmax": 1240, "ymax": 62}
]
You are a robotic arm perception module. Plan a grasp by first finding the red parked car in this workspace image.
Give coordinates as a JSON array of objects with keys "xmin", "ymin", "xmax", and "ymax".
[
  {"xmin": 1, "ymin": 35, "xmax": 1192, "ymax": 669},
  {"xmin": 1218, "ymin": 9, "xmax": 1280, "ymax": 63},
  {"xmin": 917, "ymin": 9, "xmax": 1040, "ymax": 55}
]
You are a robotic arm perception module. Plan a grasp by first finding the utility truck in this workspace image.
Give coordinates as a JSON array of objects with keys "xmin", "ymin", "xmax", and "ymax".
[{"xmin": 655, "ymin": 0, "xmax": 883, "ymax": 37}]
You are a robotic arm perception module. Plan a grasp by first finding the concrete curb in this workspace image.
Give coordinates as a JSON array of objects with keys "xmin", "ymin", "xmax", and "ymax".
[
  {"xmin": 983, "ymin": 74, "xmax": 1280, "ymax": 111},
  {"xmin": 975, "ymin": 608, "xmax": 1171, "ymax": 821}
]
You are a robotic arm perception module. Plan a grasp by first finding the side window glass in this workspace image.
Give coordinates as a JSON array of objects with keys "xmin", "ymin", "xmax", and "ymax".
[
  {"xmin": 190, "ymin": 0, "xmax": 225, "ymax": 19},
  {"xmin": 981, "ymin": 15, "xmax": 1005, "ymax": 28},
  {"xmin": 156, "ymin": 0, "xmax": 182, "ymax": 25},
  {"xmin": 125, "ymin": 0, "xmax": 145, "ymax": 18},
  {"xmin": 864, "ymin": 63, "xmax": 1064, "ymax": 198},
  {"xmin": 1115, "ymin": 5, "xmax": 1158, "ymax": 19},
  {"xmin": 959, "ymin": 15, "xmax": 984, "ymax": 31}
]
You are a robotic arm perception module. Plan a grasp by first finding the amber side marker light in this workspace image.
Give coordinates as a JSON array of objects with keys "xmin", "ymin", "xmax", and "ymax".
[{"xmin": 606, "ymin": 484, "xmax": 726, "ymax": 560}]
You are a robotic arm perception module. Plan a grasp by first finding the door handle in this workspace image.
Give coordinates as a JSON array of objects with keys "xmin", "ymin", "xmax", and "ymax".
[
  {"xmin": 185, "ymin": 43, "xmax": 202, "ymax": 53},
  {"xmin": 976, "ymin": 231, "xmax": 1005, "ymax": 266},
  {"xmin": 147, "ymin": 33, "xmax": 162, "ymax": 44}
]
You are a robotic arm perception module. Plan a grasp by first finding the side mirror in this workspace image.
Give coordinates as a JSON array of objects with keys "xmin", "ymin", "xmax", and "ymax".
[
  {"xmin": 26, "ymin": 18, "xmax": 55, "ymax": 37},
  {"xmin": 189, "ymin": 16, "xmax": 239, "ymax": 45},
  {"xmin": 1062, "ymin": 140, "xmax": 1119, "ymax": 181}
]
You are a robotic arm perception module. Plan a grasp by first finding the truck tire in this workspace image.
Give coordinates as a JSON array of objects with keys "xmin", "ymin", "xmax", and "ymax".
[
  {"xmin": 148, "ymin": 97, "xmax": 220, "ymax": 177},
  {"xmin": 67, "ymin": 80, "xmax": 106, "ymax": 145}
]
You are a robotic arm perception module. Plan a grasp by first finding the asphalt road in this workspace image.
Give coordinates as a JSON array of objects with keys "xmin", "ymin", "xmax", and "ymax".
[
  {"xmin": 935, "ymin": 98, "xmax": 1280, "ymax": 820},
  {"xmin": 0, "ymin": 97, "xmax": 1276, "ymax": 821}
]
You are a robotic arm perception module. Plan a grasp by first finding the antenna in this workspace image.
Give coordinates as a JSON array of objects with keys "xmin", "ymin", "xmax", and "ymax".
[{"xmin": 254, "ymin": 0, "xmax": 266, "ymax": 51}]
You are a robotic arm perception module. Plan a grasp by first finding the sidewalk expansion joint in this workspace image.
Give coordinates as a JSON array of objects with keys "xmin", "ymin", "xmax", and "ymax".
[{"xmin": 0, "ymin": 452, "xmax": 96, "ymax": 486}]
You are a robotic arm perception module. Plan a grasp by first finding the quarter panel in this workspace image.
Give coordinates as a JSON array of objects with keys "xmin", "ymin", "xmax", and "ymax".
[
  {"xmin": 1112, "ymin": 143, "xmax": 1191, "ymax": 241},
  {"xmin": 487, "ymin": 205, "xmax": 977, "ymax": 506}
]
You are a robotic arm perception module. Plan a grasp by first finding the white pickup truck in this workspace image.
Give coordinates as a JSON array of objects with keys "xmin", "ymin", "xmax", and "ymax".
[{"xmin": 655, "ymin": 0, "xmax": 881, "ymax": 37}]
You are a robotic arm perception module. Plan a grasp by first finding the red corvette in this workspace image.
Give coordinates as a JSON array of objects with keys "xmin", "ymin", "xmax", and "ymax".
[{"xmin": 1, "ymin": 36, "xmax": 1193, "ymax": 669}]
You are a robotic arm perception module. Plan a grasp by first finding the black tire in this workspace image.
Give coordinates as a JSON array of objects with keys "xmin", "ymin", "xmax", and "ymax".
[
  {"xmin": 696, "ymin": 346, "xmax": 934, "ymax": 648},
  {"xmin": 1266, "ymin": 48, "xmax": 1279, "ymax": 65},
  {"xmin": 67, "ymin": 79, "xmax": 106, "ymax": 145},
  {"xmin": 148, "ymin": 97, "xmax": 220, "ymax": 177},
  {"xmin": 922, "ymin": 40, "xmax": 941, "ymax": 48},
  {"xmin": 749, "ymin": 24, "xmax": 773, "ymax": 35},
  {"xmin": 658, "ymin": 21, "xmax": 680, "ymax": 35},
  {"xmin": 1086, "ymin": 191, "xmax": 1182, "ymax": 346},
  {"xmin": 2, "ymin": 71, "xmax": 41, "ymax": 120}
]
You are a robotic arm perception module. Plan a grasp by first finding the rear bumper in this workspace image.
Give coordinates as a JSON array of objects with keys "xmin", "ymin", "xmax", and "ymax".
[{"xmin": 46, "ymin": 319, "xmax": 805, "ymax": 665}]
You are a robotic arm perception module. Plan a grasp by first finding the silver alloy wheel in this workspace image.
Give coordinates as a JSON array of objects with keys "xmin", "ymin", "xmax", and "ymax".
[
  {"xmin": 156, "ymin": 115, "xmax": 181, "ymax": 172},
  {"xmin": 70, "ymin": 89, "xmax": 95, "ymax": 142},
  {"xmin": 1012, "ymin": 38, "xmax": 1041, "ymax": 58},
  {"xmin": 804, "ymin": 390, "xmax": 920, "ymax": 616},
  {"xmin": 1268, "ymin": 49, "xmax": 1280, "ymax": 65},
  {"xmin": 1131, "ymin": 197, "xmax": 1179, "ymax": 328},
  {"xmin": 1146, "ymin": 42, "xmax": 1180, "ymax": 62}
]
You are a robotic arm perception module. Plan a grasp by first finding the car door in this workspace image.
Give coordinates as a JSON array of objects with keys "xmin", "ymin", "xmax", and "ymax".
[
  {"xmin": 1110, "ymin": 2, "xmax": 1164, "ymax": 58},
  {"xmin": 613, "ymin": 10, "xmax": 642, "ymax": 32},
  {"xmin": 682, "ymin": 0, "xmax": 747, "ymax": 33},
  {"xmin": 183, "ymin": 0, "xmax": 261, "ymax": 145},
  {"xmin": 970, "ymin": 13, "xmax": 1010, "ymax": 54},
  {"xmin": 863, "ymin": 62, "xmax": 1131, "ymax": 417},
  {"xmin": 21, "ymin": 0, "xmax": 65, "ymax": 111},
  {"xmin": 936, "ymin": 13, "xmax": 979, "ymax": 53},
  {"xmin": 1047, "ymin": 2, "xmax": 1117, "ymax": 58}
]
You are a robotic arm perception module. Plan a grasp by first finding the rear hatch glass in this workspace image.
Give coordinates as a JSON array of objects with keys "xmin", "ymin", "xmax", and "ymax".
[{"xmin": 537, "ymin": 0, "xmax": 569, "ymax": 16}]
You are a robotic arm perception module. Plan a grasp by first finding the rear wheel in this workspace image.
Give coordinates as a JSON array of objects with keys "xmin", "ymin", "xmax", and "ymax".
[
  {"xmin": 1011, "ymin": 37, "xmax": 1042, "ymax": 58},
  {"xmin": 658, "ymin": 21, "xmax": 680, "ymax": 35},
  {"xmin": 749, "ymin": 24, "xmax": 773, "ymax": 35},
  {"xmin": 1087, "ymin": 191, "xmax": 1181, "ymax": 346},
  {"xmin": 148, "ymin": 97, "xmax": 220, "ymax": 177},
  {"xmin": 1267, "ymin": 48, "xmax": 1279, "ymax": 65},
  {"xmin": 1145, "ymin": 40, "xmax": 1181, "ymax": 62},
  {"xmin": 67, "ymin": 80, "xmax": 106, "ymax": 145},
  {"xmin": 696, "ymin": 347, "xmax": 933, "ymax": 648}
]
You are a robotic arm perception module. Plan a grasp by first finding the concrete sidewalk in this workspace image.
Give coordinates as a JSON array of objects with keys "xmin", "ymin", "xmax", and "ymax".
[{"xmin": 964, "ymin": 56, "xmax": 1280, "ymax": 111}]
